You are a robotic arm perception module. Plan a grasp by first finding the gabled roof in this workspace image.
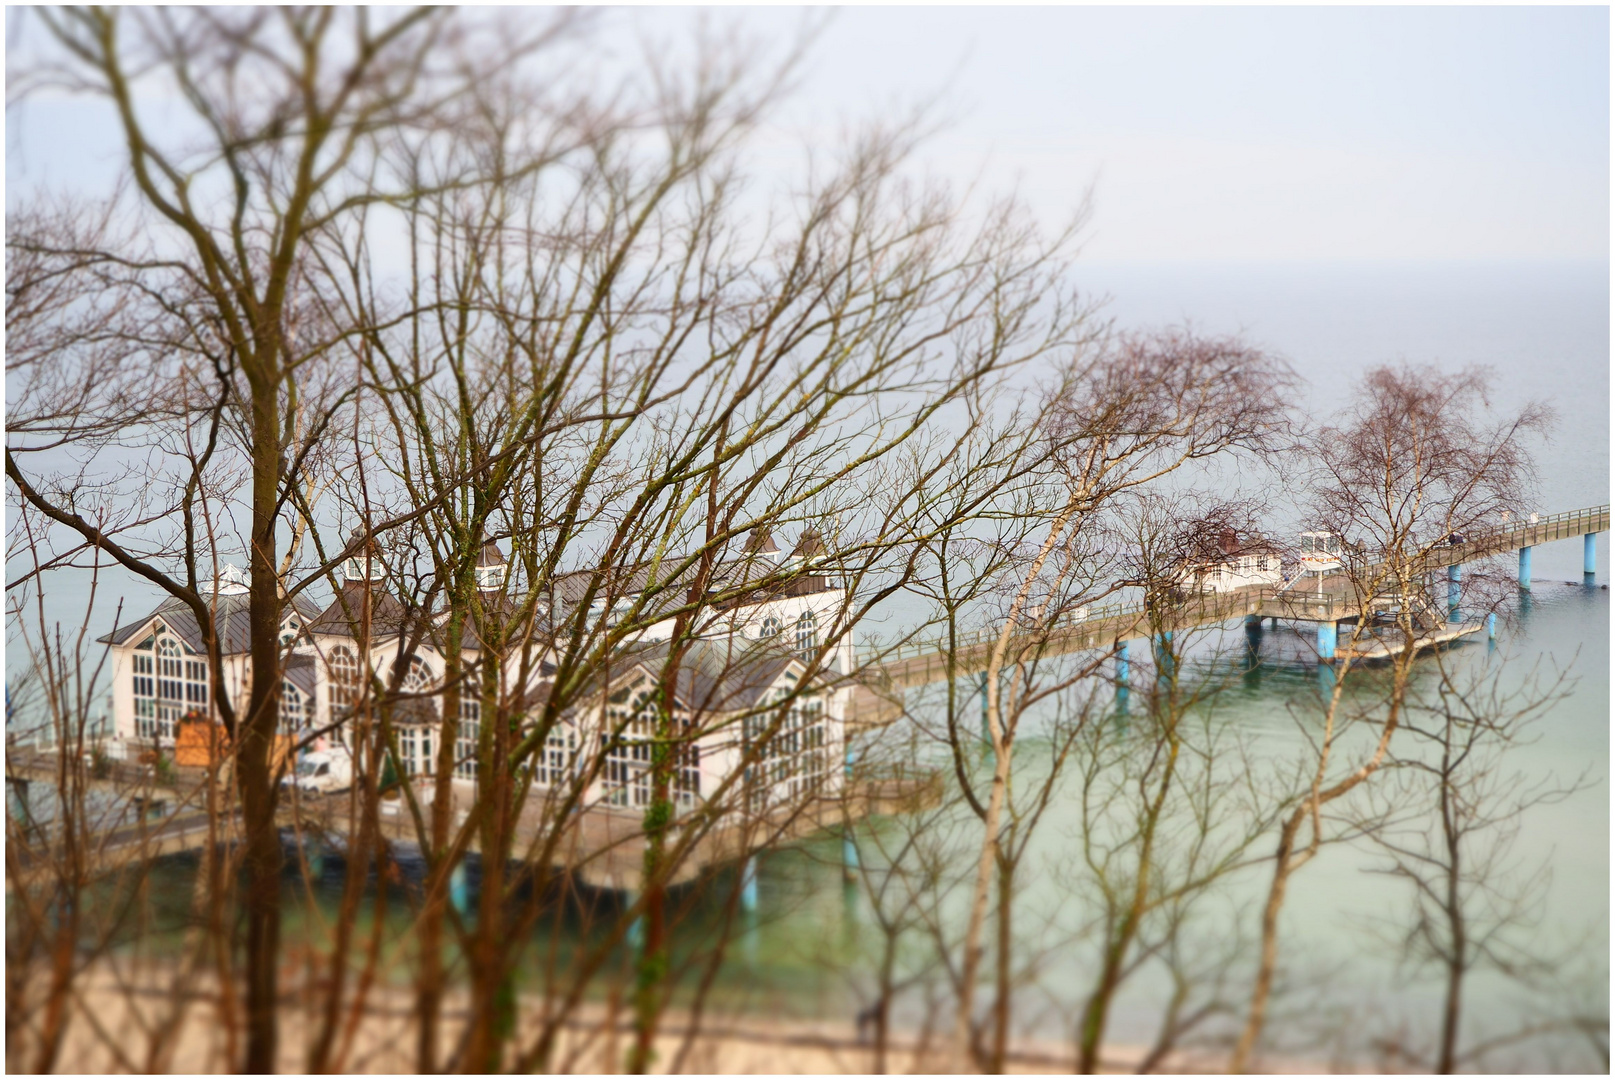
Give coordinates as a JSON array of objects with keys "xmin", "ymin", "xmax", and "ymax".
[
  {"xmin": 306, "ymin": 580, "xmax": 416, "ymax": 640},
  {"xmin": 549, "ymin": 543, "xmax": 833, "ymax": 616},
  {"xmin": 283, "ymin": 654, "xmax": 318, "ymax": 699},
  {"xmin": 98, "ymin": 593, "xmax": 322, "ymax": 656},
  {"xmin": 590, "ymin": 638, "xmax": 816, "ymax": 716}
]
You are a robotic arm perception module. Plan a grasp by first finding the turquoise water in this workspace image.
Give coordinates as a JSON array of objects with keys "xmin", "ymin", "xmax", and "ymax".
[
  {"xmin": 728, "ymin": 577, "xmax": 1608, "ymax": 1070},
  {"xmin": 703, "ymin": 260, "xmax": 1611, "ymax": 1067}
]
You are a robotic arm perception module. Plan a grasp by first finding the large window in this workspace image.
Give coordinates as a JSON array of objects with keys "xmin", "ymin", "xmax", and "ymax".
[
  {"xmin": 328, "ymin": 645, "xmax": 362, "ymax": 712},
  {"xmin": 399, "ymin": 725, "xmax": 434, "ymax": 777},
  {"xmin": 676, "ymin": 742, "xmax": 701, "ymax": 811},
  {"xmin": 745, "ymin": 693, "xmax": 826, "ymax": 811},
  {"xmin": 604, "ymin": 685, "xmax": 657, "ymax": 808},
  {"xmin": 132, "ymin": 625, "xmax": 206, "ymax": 742},
  {"xmin": 795, "ymin": 610, "xmax": 818, "ymax": 662},
  {"xmin": 400, "ymin": 654, "xmax": 434, "ymax": 694},
  {"xmin": 455, "ymin": 696, "xmax": 480, "ymax": 780},
  {"xmin": 280, "ymin": 681, "xmax": 305, "ymax": 736},
  {"xmin": 534, "ymin": 722, "xmax": 577, "ymax": 789}
]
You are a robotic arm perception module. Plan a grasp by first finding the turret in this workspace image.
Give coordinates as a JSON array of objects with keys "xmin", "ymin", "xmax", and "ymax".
[
  {"xmin": 343, "ymin": 530, "xmax": 386, "ymax": 584},
  {"xmin": 477, "ymin": 541, "xmax": 508, "ymax": 592}
]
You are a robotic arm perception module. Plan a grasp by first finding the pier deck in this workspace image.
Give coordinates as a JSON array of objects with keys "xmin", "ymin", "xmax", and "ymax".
[
  {"xmin": 847, "ymin": 504, "xmax": 1608, "ymax": 724},
  {"xmin": 6, "ymin": 747, "xmax": 939, "ymax": 893}
]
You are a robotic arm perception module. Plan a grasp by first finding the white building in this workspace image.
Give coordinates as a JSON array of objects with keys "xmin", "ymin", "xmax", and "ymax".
[{"xmin": 98, "ymin": 528, "xmax": 850, "ymax": 812}]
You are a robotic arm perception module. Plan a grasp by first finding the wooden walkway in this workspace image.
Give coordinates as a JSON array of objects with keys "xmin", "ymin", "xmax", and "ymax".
[
  {"xmin": 7, "ymin": 747, "xmax": 939, "ymax": 894},
  {"xmin": 284, "ymin": 771, "xmax": 940, "ymax": 891},
  {"xmin": 846, "ymin": 504, "xmax": 1609, "ymax": 724}
]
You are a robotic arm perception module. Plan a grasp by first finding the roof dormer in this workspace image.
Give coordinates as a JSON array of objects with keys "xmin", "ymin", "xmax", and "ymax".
[
  {"xmin": 204, "ymin": 562, "xmax": 249, "ymax": 596},
  {"xmin": 477, "ymin": 541, "xmax": 507, "ymax": 592},
  {"xmin": 343, "ymin": 530, "xmax": 386, "ymax": 585}
]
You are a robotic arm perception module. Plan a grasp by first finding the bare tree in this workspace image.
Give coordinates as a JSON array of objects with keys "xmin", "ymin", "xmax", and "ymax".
[
  {"xmin": 1353, "ymin": 651, "xmax": 1583, "ymax": 1073},
  {"xmin": 1067, "ymin": 495, "xmax": 1284, "ymax": 1074},
  {"xmin": 1229, "ymin": 364, "xmax": 1552, "ymax": 1072},
  {"xmin": 932, "ymin": 330, "xmax": 1293, "ymax": 1070},
  {"xmin": 6, "ymin": 8, "xmax": 590, "ymax": 1068}
]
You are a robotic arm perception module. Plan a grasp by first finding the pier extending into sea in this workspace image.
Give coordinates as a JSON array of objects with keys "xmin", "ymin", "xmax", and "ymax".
[
  {"xmin": 8, "ymin": 504, "xmax": 1605, "ymax": 896},
  {"xmin": 848, "ymin": 504, "xmax": 1610, "ymax": 725}
]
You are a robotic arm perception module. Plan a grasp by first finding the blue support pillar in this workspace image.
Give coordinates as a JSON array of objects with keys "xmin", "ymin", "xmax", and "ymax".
[
  {"xmin": 1486, "ymin": 613, "xmax": 1497, "ymax": 640},
  {"xmin": 1316, "ymin": 621, "xmax": 1337, "ymax": 663},
  {"xmin": 1586, "ymin": 533, "xmax": 1598, "ymax": 579},
  {"xmin": 450, "ymin": 860, "xmax": 469, "ymax": 916},
  {"xmin": 1115, "ymin": 640, "xmax": 1130, "ymax": 715},
  {"xmin": 740, "ymin": 856, "xmax": 759, "ymax": 914},
  {"xmin": 1154, "ymin": 631, "xmax": 1175, "ymax": 683},
  {"xmin": 1317, "ymin": 659, "xmax": 1336, "ymax": 696},
  {"xmin": 1447, "ymin": 564, "xmax": 1462, "ymax": 622},
  {"xmin": 1518, "ymin": 545, "xmax": 1532, "ymax": 590}
]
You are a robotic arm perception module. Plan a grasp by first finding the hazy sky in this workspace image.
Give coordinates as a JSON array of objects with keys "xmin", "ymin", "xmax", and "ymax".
[
  {"xmin": 7, "ymin": 6, "xmax": 1608, "ymax": 263},
  {"xmin": 630, "ymin": 5, "xmax": 1610, "ymax": 262}
]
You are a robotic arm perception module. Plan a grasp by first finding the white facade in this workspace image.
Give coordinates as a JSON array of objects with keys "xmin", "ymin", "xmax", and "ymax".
[{"xmin": 102, "ymin": 547, "xmax": 849, "ymax": 816}]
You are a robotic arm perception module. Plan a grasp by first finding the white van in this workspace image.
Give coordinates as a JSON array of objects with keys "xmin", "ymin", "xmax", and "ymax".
[{"xmin": 288, "ymin": 747, "xmax": 354, "ymax": 797}]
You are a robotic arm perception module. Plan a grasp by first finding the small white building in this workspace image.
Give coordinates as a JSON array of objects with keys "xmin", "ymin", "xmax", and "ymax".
[{"xmin": 1185, "ymin": 529, "xmax": 1285, "ymax": 594}]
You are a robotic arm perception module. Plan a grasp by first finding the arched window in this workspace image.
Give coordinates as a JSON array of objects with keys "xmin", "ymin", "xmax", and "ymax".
[
  {"xmin": 328, "ymin": 645, "xmax": 362, "ymax": 711},
  {"xmin": 280, "ymin": 681, "xmax": 305, "ymax": 736},
  {"xmin": 759, "ymin": 615, "xmax": 783, "ymax": 639},
  {"xmin": 400, "ymin": 655, "xmax": 434, "ymax": 694},
  {"xmin": 795, "ymin": 610, "xmax": 818, "ymax": 661}
]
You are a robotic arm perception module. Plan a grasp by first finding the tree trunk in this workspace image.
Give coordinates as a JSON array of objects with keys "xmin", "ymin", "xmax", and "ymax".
[
  {"xmin": 1229, "ymin": 809, "xmax": 1304, "ymax": 1073},
  {"xmin": 990, "ymin": 851, "xmax": 1014, "ymax": 1073},
  {"xmin": 241, "ymin": 380, "xmax": 285, "ymax": 1073}
]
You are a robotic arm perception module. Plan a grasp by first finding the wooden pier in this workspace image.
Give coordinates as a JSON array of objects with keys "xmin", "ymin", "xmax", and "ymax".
[
  {"xmin": 847, "ymin": 503, "xmax": 1609, "ymax": 724},
  {"xmin": 10, "ymin": 503, "xmax": 1604, "ymax": 889},
  {"xmin": 6, "ymin": 744, "xmax": 940, "ymax": 894}
]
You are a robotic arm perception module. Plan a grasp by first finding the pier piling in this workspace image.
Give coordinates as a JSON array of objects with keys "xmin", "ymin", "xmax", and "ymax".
[
  {"xmin": 450, "ymin": 860, "xmax": 469, "ymax": 915},
  {"xmin": 628, "ymin": 893, "xmax": 644, "ymax": 948},
  {"xmin": 1586, "ymin": 532, "xmax": 1598, "ymax": 579},
  {"xmin": 1447, "ymin": 564, "xmax": 1462, "ymax": 622},
  {"xmin": 740, "ymin": 856, "xmax": 759, "ymax": 914},
  {"xmin": 1518, "ymin": 545, "xmax": 1533, "ymax": 590},
  {"xmin": 1115, "ymin": 640, "xmax": 1130, "ymax": 714},
  {"xmin": 1316, "ymin": 621, "xmax": 1337, "ymax": 663}
]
